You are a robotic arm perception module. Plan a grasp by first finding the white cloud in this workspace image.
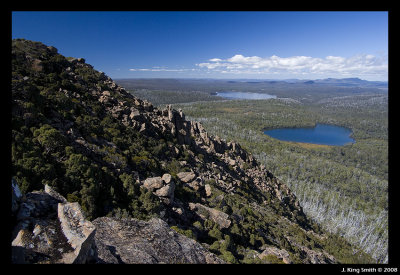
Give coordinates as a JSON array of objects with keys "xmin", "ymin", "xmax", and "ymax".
[
  {"xmin": 196, "ymin": 54, "xmax": 388, "ymax": 80},
  {"xmin": 209, "ymin": 58, "xmax": 222, "ymax": 62},
  {"xmin": 129, "ymin": 67, "xmax": 191, "ymax": 72},
  {"xmin": 128, "ymin": 53, "xmax": 387, "ymax": 80}
]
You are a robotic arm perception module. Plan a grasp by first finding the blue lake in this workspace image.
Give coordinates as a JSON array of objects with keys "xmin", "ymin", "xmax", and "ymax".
[
  {"xmin": 217, "ymin": 91, "xmax": 277, "ymax": 100},
  {"xmin": 264, "ymin": 124, "xmax": 355, "ymax": 146}
]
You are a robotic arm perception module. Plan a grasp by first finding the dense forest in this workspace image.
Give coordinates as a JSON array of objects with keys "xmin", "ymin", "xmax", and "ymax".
[
  {"xmin": 122, "ymin": 79, "xmax": 388, "ymax": 263},
  {"xmin": 173, "ymin": 96, "xmax": 388, "ymax": 263}
]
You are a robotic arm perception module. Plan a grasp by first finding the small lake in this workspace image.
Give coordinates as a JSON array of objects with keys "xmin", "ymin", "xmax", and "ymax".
[
  {"xmin": 216, "ymin": 91, "xmax": 277, "ymax": 100},
  {"xmin": 264, "ymin": 124, "xmax": 355, "ymax": 146}
]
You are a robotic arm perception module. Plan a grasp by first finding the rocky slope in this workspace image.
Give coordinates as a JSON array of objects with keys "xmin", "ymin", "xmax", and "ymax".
[
  {"xmin": 11, "ymin": 180, "xmax": 224, "ymax": 264},
  {"xmin": 11, "ymin": 39, "xmax": 370, "ymax": 264}
]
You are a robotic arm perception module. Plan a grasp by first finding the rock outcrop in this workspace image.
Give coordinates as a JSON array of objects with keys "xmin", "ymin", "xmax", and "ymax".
[
  {"xmin": 11, "ymin": 181, "xmax": 96, "ymax": 264},
  {"xmin": 11, "ymin": 179, "xmax": 224, "ymax": 264},
  {"xmin": 143, "ymin": 173, "xmax": 175, "ymax": 204},
  {"xmin": 189, "ymin": 203, "xmax": 231, "ymax": 229},
  {"xmin": 57, "ymin": 202, "xmax": 96, "ymax": 263},
  {"xmin": 92, "ymin": 217, "xmax": 225, "ymax": 264},
  {"xmin": 258, "ymin": 246, "xmax": 293, "ymax": 264}
]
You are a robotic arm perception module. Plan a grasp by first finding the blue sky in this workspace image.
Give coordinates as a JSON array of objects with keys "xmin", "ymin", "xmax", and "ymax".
[{"xmin": 12, "ymin": 11, "xmax": 388, "ymax": 81}]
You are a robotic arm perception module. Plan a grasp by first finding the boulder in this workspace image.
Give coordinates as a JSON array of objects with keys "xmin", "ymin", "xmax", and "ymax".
[
  {"xmin": 12, "ymin": 178, "xmax": 22, "ymax": 214},
  {"xmin": 102, "ymin": 90, "xmax": 111, "ymax": 96},
  {"xmin": 92, "ymin": 217, "xmax": 225, "ymax": 264},
  {"xmin": 189, "ymin": 203, "xmax": 231, "ymax": 229},
  {"xmin": 162, "ymin": 173, "xmax": 173, "ymax": 184},
  {"xmin": 205, "ymin": 184, "xmax": 212, "ymax": 197},
  {"xmin": 58, "ymin": 202, "xmax": 96, "ymax": 264},
  {"xmin": 177, "ymin": 171, "xmax": 197, "ymax": 183},
  {"xmin": 11, "ymin": 229, "xmax": 31, "ymax": 247},
  {"xmin": 45, "ymin": 184, "xmax": 67, "ymax": 203},
  {"xmin": 259, "ymin": 246, "xmax": 293, "ymax": 264},
  {"xmin": 227, "ymin": 157, "xmax": 236, "ymax": 166},
  {"xmin": 155, "ymin": 182, "xmax": 175, "ymax": 199},
  {"xmin": 186, "ymin": 177, "xmax": 204, "ymax": 191},
  {"xmin": 129, "ymin": 109, "xmax": 140, "ymax": 119},
  {"xmin": 143, "ymin": 174, "xmax": 175, "ymax": 204},
  {"xmin": 143, "ymin": 176, "xmax": 163, "ymax": 190}
]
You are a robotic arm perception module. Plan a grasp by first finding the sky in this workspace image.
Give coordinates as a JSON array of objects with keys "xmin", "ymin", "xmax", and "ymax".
[{"xmin": 12, "ymin": 11, "xmax": 388, "ymax": 81}]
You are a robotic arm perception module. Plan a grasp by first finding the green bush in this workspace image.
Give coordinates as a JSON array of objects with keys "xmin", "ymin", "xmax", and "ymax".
[
  {"xmin": 170, "ymin": 226, "xmax": 196, "ymax": 240},
  {"xmin": 220, "ymin": 250, "xmax": 238, "ymax": 264},
  {"xmin": 262, "ymin": 254, "xmax": 285, "ymax": 264},
  {"xmin": 33, "ymin": 124, "xmax": 66, "ymax": 154},
  {"xmin": 208, "ymin": 225, "xmax": 223, "ymax": 240}
]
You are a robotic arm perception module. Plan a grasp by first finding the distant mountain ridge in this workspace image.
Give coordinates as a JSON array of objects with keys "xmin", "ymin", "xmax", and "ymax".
[
  {"xmin": 229, "ymin": 78, "xmax": 387, "ymax": 87},
  {"xmin": 11, "ymin": 39, "xmax": 374, "ymax": 264},
  {"xmin": 115, "ymin": 77, "xmax": 387, "ymax": 105},
  {"xmin": 306, "ymin": 77, "xmax": 387, "ymax": 88}
]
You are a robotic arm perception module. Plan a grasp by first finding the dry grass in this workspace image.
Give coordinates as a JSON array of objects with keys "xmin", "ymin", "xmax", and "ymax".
[{"xmin": 286, "ymin": 141, "xmax": 332, "ymax": 150}]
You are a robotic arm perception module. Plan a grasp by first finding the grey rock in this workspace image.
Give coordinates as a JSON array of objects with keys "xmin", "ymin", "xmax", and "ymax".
[
  {"xmin": 161, "ymin": 173, "xmax": 173, "ymax": 184},
  {"xmin": 155, "ymin": 182, "xmax": 175, "ymax": 199},
  {"xmin": 143, "ymin": 174, "xmax": 175, "ymax": 204},
  {"xmin": 143, "ymin": 176, "xmax": 163, "ymax": 190},
  {"xmin": 177, "ymin": 171, "xmax": 197, "ymax": 183},
  {"xmin": 11, "ymin": 190, "xmax": 74, "ymax": 263},
  {"xmin": 92, "ymin": 217, "xmax": 225, "ymax": 264},
  {"xmin": 12, "ymin": 178, "xmax": 22, "ymax": 214},
  {"xmin": 58, "ymin": 202, "xmax": 96, "ymax": 264},
  {"xmin": 287, "ymin": 238, "xmax": 337, "ymax": 264},
  {"xmin": 205, "ymin": 184, "xmax": 212, "ymax": 197},
  {"xmin": 45, "ymin": 185, "xmax": 67, "ymax": 203},
  {"xmin": 189, "ymin": 203, "xmax": 231, "ymax": 229},
  {"xmin": 11, "ymin": 180, "xmax": 96, "ymax": 264},
  {"xmin": 129, "ymin": 109, "xmax": 140, "ymax": 119},
  {"xmin": 187, "ymin": 177, "xmax": 204, "ymax": 191},
  {"xmin": 259, "ymin": 246, "xmax": 293, "ymax": 264}
]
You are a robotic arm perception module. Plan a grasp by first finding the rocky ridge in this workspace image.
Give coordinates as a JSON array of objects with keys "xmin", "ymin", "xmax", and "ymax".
[{"xmin": 11, "ymin": 39, "xmax": 346, "ymax": 264}]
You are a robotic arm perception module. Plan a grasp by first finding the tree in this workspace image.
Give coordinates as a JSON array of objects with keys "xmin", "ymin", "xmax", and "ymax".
[{"xmin": 33, "ymin": 124, "xmax": 66, "ymax": 155}]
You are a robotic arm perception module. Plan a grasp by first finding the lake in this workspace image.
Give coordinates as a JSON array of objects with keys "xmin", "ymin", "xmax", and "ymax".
[
  {"xmin": 264, "ymin": 124, "xmax": 355, "ymax": 146},
  {"xmin": 216, "ymin": 91, "xmax": 277, "ymax": 100}
]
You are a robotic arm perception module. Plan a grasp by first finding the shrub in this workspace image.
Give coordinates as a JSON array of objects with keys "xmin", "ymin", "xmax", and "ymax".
[
  {"xmin": 220, "ymin": 250, "xmax": 239, "ymax": 264},
  {"xmin": 170, "ymin": 226, "xmax": 196, "ymax": 240},
  {"xmin": 33, "ymin": 124, "xmax": 66, "ymax": 155},
  {"xmin": 263, "ymin": 254, "xmax": 285, "ymax": 264}
]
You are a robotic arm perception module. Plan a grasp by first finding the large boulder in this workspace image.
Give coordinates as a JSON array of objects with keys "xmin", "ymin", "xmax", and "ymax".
[{"xmin": 92, "ymin": 217, "xmax": 225, "ymax": 264}]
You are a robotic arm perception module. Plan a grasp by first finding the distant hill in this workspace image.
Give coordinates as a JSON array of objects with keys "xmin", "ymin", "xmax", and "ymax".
[
  {"xmin": 306, "ymin": 77, "xmax": 387, "ymax": 88},
  {"xmin": 115, "ymin": 77, "xmax": 387, "ymax": 105}
]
